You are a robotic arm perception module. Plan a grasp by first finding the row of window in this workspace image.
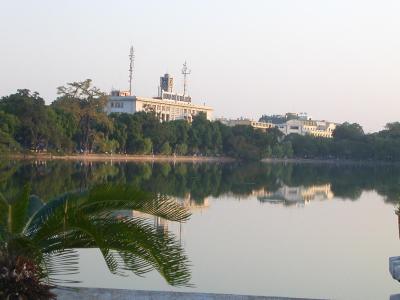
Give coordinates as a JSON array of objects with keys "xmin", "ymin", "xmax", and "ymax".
[
  {"xmin": 111, "ymin": 102, "xmax": 124, "ymax": 108},
  {"xmin": 251, "ymin": 122, "xmax": 273, "ymax": 128},
  {"xmin": 147, "ymin": 104, "xmax": 200, "ymax": 115}
]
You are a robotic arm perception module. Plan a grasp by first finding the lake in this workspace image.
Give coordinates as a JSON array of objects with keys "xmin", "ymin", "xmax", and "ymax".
[{"xmin": 1, "ymin": 160, "xmax": 400, "ymax": 299}]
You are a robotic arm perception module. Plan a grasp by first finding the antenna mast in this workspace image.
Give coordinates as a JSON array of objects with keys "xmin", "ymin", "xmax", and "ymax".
[
  {"xmin": 181, "ymin": 61, "xmax": 191, "ymax": 97},
  {"xmin": 129, "ymin": 46, "xmax": 135, "ymax": 96}
]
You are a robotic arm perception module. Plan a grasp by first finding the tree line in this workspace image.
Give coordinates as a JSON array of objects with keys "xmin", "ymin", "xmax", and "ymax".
[
  {"xmin": 287, "ymin": 122, "xmax": 400, "ymax": 161},
  {"xmin": 1, "ymin": 80, "xmax": 400, "ymax": 161}
]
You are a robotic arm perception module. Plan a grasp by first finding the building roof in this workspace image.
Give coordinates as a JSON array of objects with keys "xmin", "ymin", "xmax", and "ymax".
[{"xmin": 109, "ymin": 95, "xmax": 213, "ymax": 111}]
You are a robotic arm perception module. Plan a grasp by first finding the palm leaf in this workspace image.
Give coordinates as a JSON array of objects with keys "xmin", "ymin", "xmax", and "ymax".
[
  {"xmin": 0, "ymin": 192, "xmax": 8, "ymax": 230},
  {"xmin": 3, "ymin": 184, "xmax": 193, "ymax": 287},
  {"xmin": 10, "ymin": 184, "xmax": 30, "ymax": 234},
  {"xmin": 30, "ymin": 205, "xmax": 192, "ymax": 286},
  {"xmin": 42, "ymin": 249, "xmax": 81, "ymax": 284},
  {"xmin": 24, "ymin": 191, "xmax": 84, "ymax": 236},
  {"xmin": 85, "ymin": 185, "xmax": 191, "ymax": 222}
]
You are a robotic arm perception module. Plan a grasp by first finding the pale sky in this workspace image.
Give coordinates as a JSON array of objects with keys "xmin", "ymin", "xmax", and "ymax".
[{"xmin": 1, "ymin": 0, "xmax": 399, "ymax": 132}]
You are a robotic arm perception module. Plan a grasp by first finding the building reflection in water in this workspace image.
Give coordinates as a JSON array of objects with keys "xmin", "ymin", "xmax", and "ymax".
[
  {"xmin": 123, "ymin": 193, "xmax": 210, "ymax": 241},
  {"xmin": 257, "ymin": 184, "xmax": 334, "ymax": 206},
  {"xmin": 115, "ymin": 184, "xmax": 334, "ymax": 244},
  {"xmin": 117, "ymin": 184, "xmax": 334, "ymax": 238}
]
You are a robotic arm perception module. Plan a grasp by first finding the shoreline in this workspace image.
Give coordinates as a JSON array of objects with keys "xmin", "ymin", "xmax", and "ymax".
[
  {"xmin": 3, "ymin": 154, "xmax": 399, "ymax": 165},
  {"xmin": 6, "ymin": 153, "xmax": 235, "ymax": 163},
  {"xmin": 261, "ymin": 158, "xmax": 400, "ymax": 166}
]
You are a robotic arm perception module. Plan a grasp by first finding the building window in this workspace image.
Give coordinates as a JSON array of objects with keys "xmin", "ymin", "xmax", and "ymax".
[{"xmin": 113, "ymin": 102, "xmax": 124, "ymax": 108}]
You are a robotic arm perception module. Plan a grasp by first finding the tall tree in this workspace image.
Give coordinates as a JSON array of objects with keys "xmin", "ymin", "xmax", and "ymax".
[
  {"xmin": 0, "ymin": 89, "xmax": 60, "ymax": 151},
  {"xmin": 332, "ymin": 122, "xmax": 364, "ymax": 140},
  {"xmin": 53, "ymin": 79, "xmax": 111, "ymax": 152}
]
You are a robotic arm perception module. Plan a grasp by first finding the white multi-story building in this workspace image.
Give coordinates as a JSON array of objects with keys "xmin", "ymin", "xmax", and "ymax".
[
  {"xmin": 276, "ymin": 119, "xmax": 336, "ymax": 138},
  {"xmin": 216, "ymin": 118, "xmax": 274, "ymax": 131},
  {"xmin": 106, "ymin": 73, "xmax": 213, "ymax": 122}
]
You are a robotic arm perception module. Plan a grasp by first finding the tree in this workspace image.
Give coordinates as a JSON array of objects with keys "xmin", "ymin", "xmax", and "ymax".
[
  {"xmin": 0, "ymin": 90, "xmax": 62, "ymax": 151},
  {"xmin": 53, "ymin": 79, "xmax": 111, "ymax": 152},
  {"xmin": 382, "ymin": 122, "xmax": 400, "ymax": 138},
  {"xmin": 264, "ymin": 145, "xmax": 272, "ymax": 157},
  {"xmin": 333, "ymin": 122, "xmax": 364, "ymax": 140},
  {"xmin": 160, "ymin": 142, "xmax": 172, "ymax": 155},
  {"xmin": 175, "ymin": 143, "xmax": 188, "ymax": 155},
  {"xmin": 0, "ymin": 111, "xmax": 20, "ymax": 152},
  {"xmin": 282, "ymin": 141, "xmax": 294, "ymax": 158},
  {"xmin": 93, "ymin": 136, "xmax": 119, "ymax": 153},
  {"xmin": 189, "ymin": 113, "xmax": 214, "ymax": 154}
]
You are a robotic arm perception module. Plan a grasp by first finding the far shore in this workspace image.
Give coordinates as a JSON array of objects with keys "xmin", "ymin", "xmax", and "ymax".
[
  {"xmin": 6, "ymin": 153, "xmax": 235, "ymax": 163},
  {"xmin": 2, "ymin": 153, "xmax": 399, "ymax": 165},
  {"xmin": 262, "ymin": 157, "xmax": 400, "ymax": 166}
]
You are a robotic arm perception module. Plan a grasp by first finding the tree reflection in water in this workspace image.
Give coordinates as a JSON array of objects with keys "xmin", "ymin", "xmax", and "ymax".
[
  {"xmin": 0, "ymin": 185, "xmax": 192, "ymax": 299},
  {"xmin": 2, "ymin": 161, "xmax": 400, "ymax": 207}
]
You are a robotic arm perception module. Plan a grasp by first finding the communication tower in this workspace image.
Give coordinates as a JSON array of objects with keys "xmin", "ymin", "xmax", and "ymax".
[
  {"xmin": 181, "ymin": 61, "xmax": 191, "ymax": 96},
  {"xmin": 129, "ymin": 46, "xmax": 135, "ymax": 96}
]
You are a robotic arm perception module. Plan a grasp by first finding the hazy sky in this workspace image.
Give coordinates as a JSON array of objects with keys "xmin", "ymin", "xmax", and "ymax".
[{"xmin": 1, "ymin": 0, "xmax": 399, "ymax": 132}]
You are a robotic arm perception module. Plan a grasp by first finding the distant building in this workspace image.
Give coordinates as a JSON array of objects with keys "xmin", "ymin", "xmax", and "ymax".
[
  {"xmin": 107, "ymin": 73, "xmax": 213, "ymax": 122},
  {"xmin": 217, "ymin": 118, "xmax": 274, "ymax": 131},
  {"xmin": 276, "ymin": 119, "xmax": 336, "ymax": 138}
]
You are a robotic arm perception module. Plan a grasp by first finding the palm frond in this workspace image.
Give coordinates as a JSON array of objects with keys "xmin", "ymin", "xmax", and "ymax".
[
  {"xmin": 24, "ymin": 191, "xmax": 84, "ymax": 236},
  {"xmin": 10, "ymin": 185, "xmax": 31, "ymax": 234},
  {"xmin": 85, "ymin": 185, "xmax": 191, "ymax": 222},
  {"xmin": 3, "ymin": 184, "xmax": 193, "ymax": 287},
  {"xmin": 0, "ymin": 194, "xmax": 8, "ymax": 230},
  {"xmin": 42, "ymin": 249, "xmax": 81, "ymax": 285},
  {"xmin": 29, "ymin": 206, "xmax": 192, "ymax": 286}
]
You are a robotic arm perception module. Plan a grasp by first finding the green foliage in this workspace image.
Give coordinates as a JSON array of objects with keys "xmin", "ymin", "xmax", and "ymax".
[
  {"xmin": 287, "ymin": 122, "xmax": 400, "ymax": 162},
  {"xmin": 0, "ymin": 184, "xmax": 193, "ymax": 290},
  {"xmin": 175, "ymin": 143, "xmax": 188, "ymax": 155},
  {"xmin": 222, "ymin": 125, "xmax": 278, "ymax": 160},
  {"xmin": 142, "ymin": 138, "xmax": 153, "ymax": 154},
  {"xmin": 53, "ymin": 79, "xmax": 111, "ymax": 152},
  {"xmin": 94, "ymin": 137, "xmax": 119, "ymax": 154},
  {"xmin": 333, "ymin": 122, "xmax": 364, "ymax": 140},
  {"xmin": 2, "ymin": 83, "xmax": 400, "ymax": 162},
  {"xmin": 3, "ymin": 160, "xmax": 400, "ymax": 212},
  {"xmin": 160, "ymin": 142, "xmax": 172, "ymax": 155},
  {"xmin": 0, "ymin": 90, "xmax": 66, "ymax": 151}
]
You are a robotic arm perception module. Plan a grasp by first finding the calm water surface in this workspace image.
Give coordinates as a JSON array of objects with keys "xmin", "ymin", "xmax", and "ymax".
[{"xmin": 1, "ymin": 160, "xmax": 400, "ymax": 299}]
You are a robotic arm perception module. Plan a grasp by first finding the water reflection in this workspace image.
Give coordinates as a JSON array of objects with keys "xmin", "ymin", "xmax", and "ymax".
[
  {"xmin": 131, "ymin": 194, "xmax": 210, "ymax": 237},
  {"xmin": 1, "ymin": 160, "xmax": 400, "ymax": 205},
  {"xmin": 258, "ymin": 184, "xmax": 334, "ymax": 206},
  {"xmin": 0, "ymin": 184, "xmax": 192, "ymax": 298},
  {"xmin": 1, "ymin": 160, "xmax": 400, "ymax": 298}
]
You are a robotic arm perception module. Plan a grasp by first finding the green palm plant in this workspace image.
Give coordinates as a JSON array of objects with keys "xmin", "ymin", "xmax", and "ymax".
[{"xmin": 0, "ymin": 184, "xmax": 192, "ymax": 299}]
